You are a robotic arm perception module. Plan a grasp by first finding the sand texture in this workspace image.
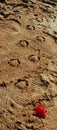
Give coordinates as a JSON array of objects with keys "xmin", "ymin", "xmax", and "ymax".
[{"xmin": 0, "ymin": 0, "xmax": 57, "ymax": 130}]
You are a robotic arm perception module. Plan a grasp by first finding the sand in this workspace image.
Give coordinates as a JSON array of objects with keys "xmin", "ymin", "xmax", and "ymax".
[{"xmin": 0, "ymin": 0, "xmax": 57, "ymax": 130}]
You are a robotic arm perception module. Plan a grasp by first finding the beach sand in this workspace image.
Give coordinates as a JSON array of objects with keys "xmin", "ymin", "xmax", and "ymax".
[{"xmin": 0, "ymin": 0, "xmax": 57, "ymax": 130}]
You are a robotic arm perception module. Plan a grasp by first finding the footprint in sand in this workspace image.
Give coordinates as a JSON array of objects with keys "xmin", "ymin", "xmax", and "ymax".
[
  {"xmin": 8, "ymin": 58, "xmax": 20, "ymax": 67},
  {"xmin": 14, "ymin": 79, "xmax": 28, "ymax": 89},
  {"xmin": 36, "ymin": 36, "xmax": 45, "ymax": 43},
  {"xmin": 18, "ymin": 40, "xmax": 29, "ymax": 47},
  {"xmin": 26, "ymin": 25, "xmax": 35, "ymax": 30},
  {"xmin": 28, "ymin": 54, "xmax": 40, "ymax": 63}
]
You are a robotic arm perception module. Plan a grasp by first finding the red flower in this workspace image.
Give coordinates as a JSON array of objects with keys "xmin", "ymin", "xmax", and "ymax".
[{"xmin": 34, "ymin": 104, "xmax": 47, "ymax": 118}]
